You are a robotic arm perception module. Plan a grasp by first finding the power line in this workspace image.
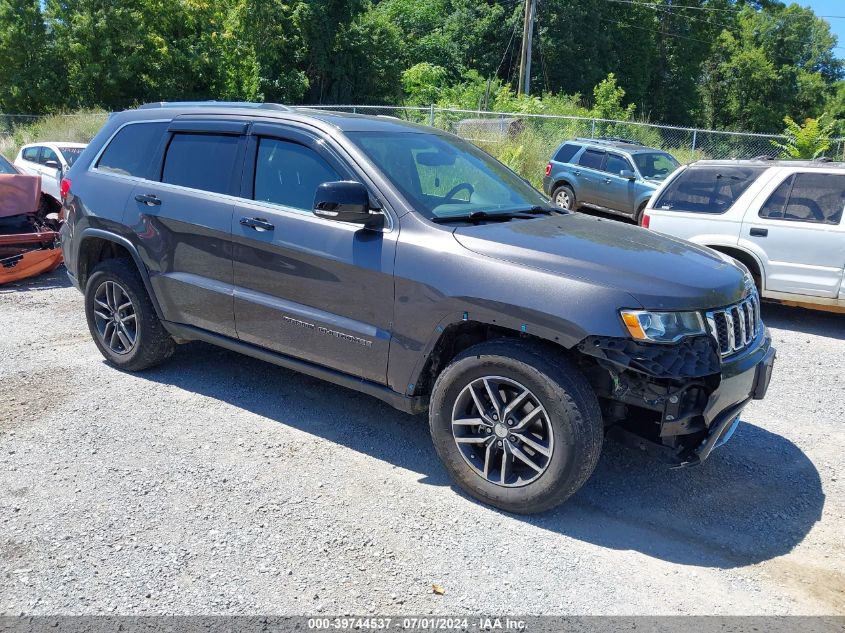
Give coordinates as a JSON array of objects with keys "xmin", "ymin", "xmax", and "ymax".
[
  {"xmin": 599, "ymin": 17, "xmax": 715, "ymax": 45},
  {"xmin": 599, "ymin": 0, "xmax": 845, "ymax": 18}
]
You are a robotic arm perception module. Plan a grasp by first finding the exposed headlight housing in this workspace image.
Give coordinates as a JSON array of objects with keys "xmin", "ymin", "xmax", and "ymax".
[{"xmin": 620, "ymin": 310, "xmax": 706, "ymax": 343}]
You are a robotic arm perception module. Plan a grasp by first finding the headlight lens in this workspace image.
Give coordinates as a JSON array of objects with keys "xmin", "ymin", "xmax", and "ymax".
[{"xmin": 620, "ymin": 310, "xmax": 706, "ymax": 343}]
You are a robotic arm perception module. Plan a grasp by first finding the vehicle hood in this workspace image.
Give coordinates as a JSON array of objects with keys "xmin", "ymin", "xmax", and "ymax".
[
  {"xmin": 452, "ymin": 213, "xmax": 747, "ymax": 310},
  {"xmin": 0, "ymin": 174, "xmax": 41, "ymax": 218}
]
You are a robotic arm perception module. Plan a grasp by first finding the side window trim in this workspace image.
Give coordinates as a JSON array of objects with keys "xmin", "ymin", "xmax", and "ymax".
[{"xmin": 605, "ymin": 153, "xmax": 633, "ymax": 175}]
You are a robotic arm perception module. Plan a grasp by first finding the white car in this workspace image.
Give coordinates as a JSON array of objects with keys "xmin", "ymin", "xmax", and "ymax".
[
  {"xmin": 14, "ymin": 142, "xmax": 87, "ymax": 201},
  {"xmin": 642, "ymin": 159, "xmax": 845, "ymax": 311}
]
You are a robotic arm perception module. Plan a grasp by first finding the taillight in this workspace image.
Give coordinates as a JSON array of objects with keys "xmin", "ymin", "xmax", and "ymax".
[
  {"xmin": 544, "ymin": 162, "xmax": 552, "ymax": 177},
  {"xmin": 641, "ymin": 213, "xmax": 650, "ymax": 228},
  {"xmin": 60, "ymin": 177, "xmax": 71, "ymax": 200}
]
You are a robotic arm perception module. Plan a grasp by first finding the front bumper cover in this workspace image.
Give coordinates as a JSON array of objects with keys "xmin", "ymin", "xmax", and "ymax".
[{"xmin": 580, "ymin": 330, "xmax": 775, "ymax": 466}]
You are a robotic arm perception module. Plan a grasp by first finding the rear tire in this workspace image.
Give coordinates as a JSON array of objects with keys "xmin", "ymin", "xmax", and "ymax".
[
  {"xmin": 84, "ymin": 258, "xmax": 175, "ymax": 371},
  {"xmin": 635, "ymin": 202, "xmax": 648, "ymax": 225},
  {"xmin": 429, "ymin": 340, "xmax": 603, "ymax": 514},
  {"xmin": 552, "ymin": 184, "xmax": 576, "ymax": 211}
]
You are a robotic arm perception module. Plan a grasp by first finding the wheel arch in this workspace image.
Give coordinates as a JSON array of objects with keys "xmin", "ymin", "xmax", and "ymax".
[
  {"xmin": 705, "ymin": 244, "xmax": 766, "ymax": 292},
  {"xmin": 77, "ymin": 229, "xmax": 165, "ymax": 319},
  {"xmin": 408, "ymin": 318, "xmax": 578, "ymax": 399}
]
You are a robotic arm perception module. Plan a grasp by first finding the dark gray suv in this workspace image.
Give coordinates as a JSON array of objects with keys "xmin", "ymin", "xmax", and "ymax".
[{"xmin": 60, "ymin": 103, "xmax": 775, "ymax": 514}]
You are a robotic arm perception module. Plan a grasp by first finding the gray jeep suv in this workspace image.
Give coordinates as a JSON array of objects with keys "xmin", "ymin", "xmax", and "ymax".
[
  {"xmin": 60, "ymin": 103, "xmax": 774, "ymax": 514},
  {"xmin": 543, "ymin": 138, "xmax": 679, "ymax": 223}
]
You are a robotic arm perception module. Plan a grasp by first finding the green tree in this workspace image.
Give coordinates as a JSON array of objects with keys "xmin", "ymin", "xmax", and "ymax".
[
  {"xmin": 771, "ymin": 114, "xmax": 835, "ymax": 159},
  {"xmin": 0, "ymin": 0, "xmax": 54, "ymax": 113},
  {"xmin": 591, "ymin": 73, "xmax": 635, "ymax": 120},
  {"xmin": 402, "ymin": 63, "xmax": 449, "ymax": 106}
]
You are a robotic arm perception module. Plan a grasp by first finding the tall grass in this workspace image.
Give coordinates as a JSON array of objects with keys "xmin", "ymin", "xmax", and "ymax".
[{"xmin": 0, "ymin": 110, "xmax": 109, "ymax": 160}]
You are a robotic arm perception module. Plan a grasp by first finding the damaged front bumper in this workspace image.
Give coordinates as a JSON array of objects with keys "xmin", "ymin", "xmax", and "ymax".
[{"xmin": 578, "ymin": 328, "xmax": 776, "ymax": 467}]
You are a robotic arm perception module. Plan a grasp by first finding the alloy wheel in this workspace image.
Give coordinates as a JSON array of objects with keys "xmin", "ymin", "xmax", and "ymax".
[
  {"xmin": 92, "ymin": 280, "xmax": 137, "ymax": 355},
  {"xmin": 451, "ymin": 376, "xmax": 554, "ymax": 487},
  {"xmin": 555, "ymin": 190, "xmax": 571, "ymax": 209}
]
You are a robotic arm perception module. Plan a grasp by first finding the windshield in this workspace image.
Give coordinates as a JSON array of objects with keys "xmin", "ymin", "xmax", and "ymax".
[
  {"xmin": 633, "ymin": 152, "xmax": 680, "ymax": 180},
  {"xmin": 0, "ymin": 154, "xmax": 16, "ymax": 174},
  {"xmin": 60, "ymin": 146, "xmax": 84, "ymax": 167},
  {"xmin": 346, "ymin": 131, "xmax": 547, "ymax": 219}
]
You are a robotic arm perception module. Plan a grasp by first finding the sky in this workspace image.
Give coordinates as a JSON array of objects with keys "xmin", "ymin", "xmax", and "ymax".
[{"xmin": 801, "ymin": 0, "xmax": 845, "ymax": 58}]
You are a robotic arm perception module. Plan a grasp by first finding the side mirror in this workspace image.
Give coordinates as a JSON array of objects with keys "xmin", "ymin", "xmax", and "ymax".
[
  {"xmin": 620, "ymin": 169, "xmax": 636, "ymax": 181},
  {"xmin": 44, "ymin": 160, "xmax": 61, "ymax": 170},
  {"xmin": 313, "ymin": 181, "xmax": 383, "ymax": 228}
]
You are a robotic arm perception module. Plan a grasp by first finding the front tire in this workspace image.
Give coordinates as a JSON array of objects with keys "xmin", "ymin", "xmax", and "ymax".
[
  {"xmin": 85, "ymin": 258, "xmax": 175, "ymax": 371},
  {"xmin": 429, "ymin": 340, "xmax": 603, "ymax": 514}
]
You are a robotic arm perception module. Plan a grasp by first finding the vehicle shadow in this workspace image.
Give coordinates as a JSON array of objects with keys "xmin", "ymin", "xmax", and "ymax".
[
  {"xmin": 138, "ymin": 341, "xmax": 823, "ymax": 570},
  {"xmin": 762, "ymin": 301, "xmax": 845, "ymax": 340},
  {"xmin": 0, "ymin": 265, "xmax": 71, "ymax": 292}
]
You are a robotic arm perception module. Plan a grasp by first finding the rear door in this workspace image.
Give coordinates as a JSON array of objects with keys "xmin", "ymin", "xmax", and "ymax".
[
  {"xmin": 742, "ymin": 170, "xmax": 845, "ymax": 298},
  {"xmin": 231, "ymin": 122, "xmax": 396, "ymax": 383},
  {"xmin": 37, "ymin": 146, "xmax": 62, "ymax": 199},
  {"xmin": 125, "ymin": 118, "xmax": 248, "ymax": 337},
  {"xmin": 599, "ymin": 152, "xmax": 636, "ymax": 213},
  {"xmin": 17, "ymin": 146, "xmax": 42, "ymax": 177},
  {"xmin": 574, "ymin": 148, "xmax": 606, "ymax": 206}
]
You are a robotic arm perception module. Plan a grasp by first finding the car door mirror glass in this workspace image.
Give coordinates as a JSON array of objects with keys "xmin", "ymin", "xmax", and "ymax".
[
  {"xmin": 313, "ymin": 181, "xmax": 383, "ymax": 228},
  {"xmin": 620, "ymin": 169, "xmax": 636, "ymax": 180}
]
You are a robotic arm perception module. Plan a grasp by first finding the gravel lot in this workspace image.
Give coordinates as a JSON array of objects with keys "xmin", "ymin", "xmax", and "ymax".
[{"xmin": 1, "ymin": 268, "xmax": 843, "ymax": 615}]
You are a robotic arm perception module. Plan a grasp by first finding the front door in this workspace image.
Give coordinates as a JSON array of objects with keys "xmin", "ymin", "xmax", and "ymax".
[
  {"xmin": 231, "ymin": 123, "xmax": 395, "ymax": 384},
  {"xmin": 742, "ymin": 171, "xmax": 845, "ymax": 298},
  {"xmin": 599, "ymin": 152, "xmax": 637, "ymax": 213}
]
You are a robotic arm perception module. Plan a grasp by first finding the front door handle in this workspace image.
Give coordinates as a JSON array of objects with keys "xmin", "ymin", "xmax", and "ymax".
[
  {"xmin": 750, "ymin": 227, "xmax": 768, "ymax": 237},
  {"xmin": 604, "ymin": 178, "xmax": 612, "ymax": 184},
  {"xmin": 573, "ymin": 170, "xmax": 581, "ymax": 176},
  {"xmin": 240, "ymin": 217, "xmax": 275, "ymax": 231},
  {"xmin": 134, "ymin": 193, "xmax": 161, "ymax": 206}
]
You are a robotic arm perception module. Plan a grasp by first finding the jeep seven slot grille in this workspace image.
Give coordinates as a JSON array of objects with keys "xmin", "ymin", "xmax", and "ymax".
[{"xmin": 706, "ymin": 294, "xmax": 760, "ymax": 357}]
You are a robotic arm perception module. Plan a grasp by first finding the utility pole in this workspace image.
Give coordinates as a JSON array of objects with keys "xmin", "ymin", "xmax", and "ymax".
[{"xmin": 517, "ymin": 0, "xmax": 537, "ymax": 96}]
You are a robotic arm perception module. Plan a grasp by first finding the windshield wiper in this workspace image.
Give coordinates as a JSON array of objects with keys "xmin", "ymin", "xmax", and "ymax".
[
  {"xmin": 432, "ymin": 206, "xmax": 562, "ymax": 224},
  {"xmin": 431, "ymin": 210, "xmax": 535, "ymax": 224}
]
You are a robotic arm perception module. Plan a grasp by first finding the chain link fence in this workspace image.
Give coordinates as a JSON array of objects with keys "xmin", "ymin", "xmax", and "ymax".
[{"xmin": 3, "ymin": 106, "xmax": 843, "ymax": 187}]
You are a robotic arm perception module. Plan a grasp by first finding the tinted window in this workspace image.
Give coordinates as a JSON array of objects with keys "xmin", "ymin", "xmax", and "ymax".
[
  {"xmin": 162, "ymin": 133, "xmax": 240, "ymax": 194},
  {"xmin": 761, "ymin": 172, "xmax": 845, "ymax": 225},
  {"xmin": 97, "ymin": 122, "xmax": 168, "ymax": 177},
  {"xmin": 633, "ymin": 152, "xmax": 679, "ymax": 180},
  {"xmin": 348, "ymin": 131, "xmax": 546, "ymax": 220},
  {"xmin": 653, "ymin": 166, "xmax": 766, "ymax": 214},
  {"xmin": 254, "ymin": 138, "xmax": 340, "ymax": 210},
  {"xmin": 22, "ymin": 147, "xmax": 39, "ymax": 162},
  {"xmin": 0, "ymin": 154, "xmax": 17, "ymax": 174},
  {"xmin": 39, "ymin": 147, "xmax": 58, "ymax": 165},
  {"xmin": 758, "ymin": 175, "xmax": 792, "ymax": 219},
  {"xmin": 605, "ymin": 154, "xmax": 633, "ymax": 175},
  {"xmin": 578, "ymin": 149, "xmax": 605, "ymax": 170},
  {"xmin": 60, "ymin": 147, "xmax": 84, "ymax": 167},
  {"xmin": 554, "ymin": 143, "xmax": 581, "ymax": 164}
]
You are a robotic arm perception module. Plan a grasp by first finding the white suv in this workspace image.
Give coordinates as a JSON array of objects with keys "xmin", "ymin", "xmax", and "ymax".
[
  {"xmin": 14, "ymin": 142, "xmax": 87, "ymax": 201},
  {"xmin": 642, "ymin": 159, "xmax": 845, "ymax": 311}
]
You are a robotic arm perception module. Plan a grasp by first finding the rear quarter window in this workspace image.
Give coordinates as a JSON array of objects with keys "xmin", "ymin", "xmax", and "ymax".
[
  {"xmin": 553, "ymin": 143, "xmax": 581, "ymax": 164},
  {"xmin": 97, "ymin": 121, "xmax": 169, "ymax": 177},
  {"xmin": 653, "ymin": 166, "xmax": 766, "ymax": 214}
]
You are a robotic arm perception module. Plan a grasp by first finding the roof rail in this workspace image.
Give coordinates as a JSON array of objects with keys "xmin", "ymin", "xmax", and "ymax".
[
  {"xmin": 751, "ymin": 155, "xmax": 776, "ymax": 161},
  {"xmin": 575, "ymin": 136, "xmax": 640, "ymax": 146},
  {"xmin": 813, "ymin": 156, "xmax": 833, "ymax": 163},
  {"xmin": 138, "ymin": 101, "xmax": 291, "ymax": 111}
]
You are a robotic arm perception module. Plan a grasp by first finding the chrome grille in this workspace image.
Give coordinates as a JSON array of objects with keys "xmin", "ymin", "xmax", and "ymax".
[{"xmin": 706, "ymin": 294, "xmax": 760, "ymax": 357}]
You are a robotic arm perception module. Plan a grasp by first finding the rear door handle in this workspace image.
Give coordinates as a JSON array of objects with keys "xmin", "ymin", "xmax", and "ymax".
[
  {"xmin": 750, "ymin": 227, "xmax": 768, "ymax": 237},
  {"xmin": 240, "ymin": 217, "xmax": 275, "ymax": 231},
  {"xmin": 603, "ymin": 178, "xmax": 612, "ymax": 184},
  {"xmin": 134, "ymin": 193, "xmax": 161, "ymax": 206}
]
